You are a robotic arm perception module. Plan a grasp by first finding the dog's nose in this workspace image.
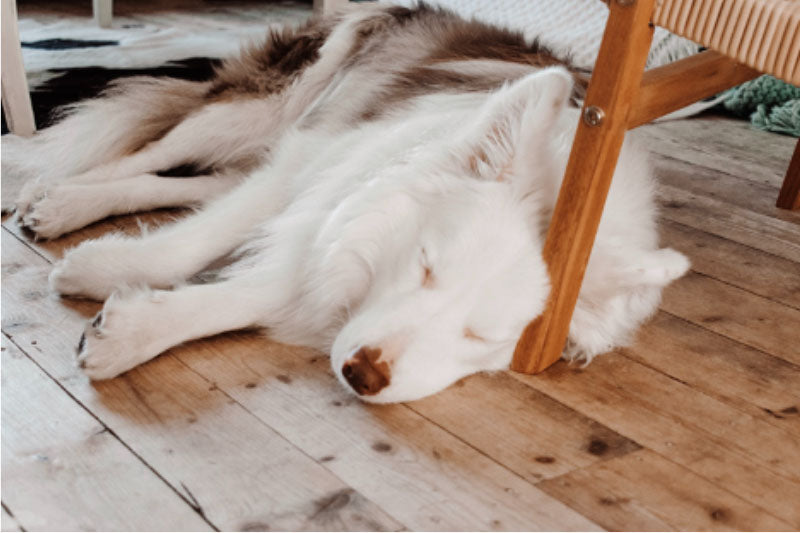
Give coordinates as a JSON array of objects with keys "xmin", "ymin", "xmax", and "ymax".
[{"xmin": 341, "ymin": 346, "xmax": 390, "ymax": 396}]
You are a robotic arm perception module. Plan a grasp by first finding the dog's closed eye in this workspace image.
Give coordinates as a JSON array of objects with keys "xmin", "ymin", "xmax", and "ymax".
[
  {"xmin": 421, "ymin": 248, "xmax": 435, "ymax": 288},
  {"xmin": 463, "ymin": 327, "xmax": 486, "ymax": 342}
]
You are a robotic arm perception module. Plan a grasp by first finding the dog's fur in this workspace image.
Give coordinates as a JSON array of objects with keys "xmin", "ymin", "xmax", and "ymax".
[{"xmin": 2, "ymin": 3, "xmax": 689, "ymax": 403}]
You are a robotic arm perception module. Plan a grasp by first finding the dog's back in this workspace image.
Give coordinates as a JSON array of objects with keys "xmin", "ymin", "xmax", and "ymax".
[
  {"xmin": 3, "ymin": 3, "xmax": 586, "ymax": 208},
  {"xmin": 209, "ymin": 4, "xmax": 587, "ymax": 126}
]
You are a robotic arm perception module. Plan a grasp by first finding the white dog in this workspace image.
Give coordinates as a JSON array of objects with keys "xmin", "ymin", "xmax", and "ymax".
[{"xmin": 3, "ymin": 4, "xmax": 689, "ymax": 402}]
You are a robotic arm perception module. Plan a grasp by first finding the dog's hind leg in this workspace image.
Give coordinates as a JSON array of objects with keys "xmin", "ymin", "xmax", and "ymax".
[
  {"xmin": 20, "ymin": 173, "xmax": 243, "ymax": 239},
  {"xmin": 55, "ymin": 97, "xmax": 278, "ymax": 188},
  {"xmin": 7, "ymin": 78, "xmax": 210, "ymax": 215},
  {"xmin": 50, "ymin": 164, "xmax": 290, "ymax": 300},
  {"xmin": 16, "ymin": 97, "xmax": 276, "ymax": 229},
  {"xmin": 74, "ymin": 278, "xmax": 271, "ymax": 380}
]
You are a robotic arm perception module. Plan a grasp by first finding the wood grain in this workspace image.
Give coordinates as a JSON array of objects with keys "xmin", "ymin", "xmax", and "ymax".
[
  {"xmin": 651, "ymin": 152, "xmax": 800, "ymax": 222},
  {"xmin": 636, "ymin": 117, "xmax": 796, "ymax": 189},
  {"xmin": 632, "ymin": 312, "xmax": 800, "ymax": 435},
  {"xmin": 514, "ymin": 356, "xmax": 800, "ymax": 525},
  {"xmin": 658, "ymin": 183, "xmax": 800, "ymax": 263},
  {"xmin": 652, "ymin": 0, "xmax": 800, "ymax": 85},
  {"xmin": 538, "ymin": 449, "xmax": 794, "ymax": 531},
  {"xmin": 659, "ymin": 219, "xmax": 800, "ymax": 309},
  {"xmin": 630, "ymin": 51, "xmax": 759, "ymax": 129},
  {"xmin": 407, "ymin": 371, "xmax": 641, "ymax": 484},
  {"xmin": 1, "ymin": 336, "xmax": 212, "ymax": 531},
  {"xmin": 659, "ymin": 271, "xmax": 800, "ymax": 365},
  {"xmin": 168, "ymin": 332, "xmax": 601, "ymax": 531}
]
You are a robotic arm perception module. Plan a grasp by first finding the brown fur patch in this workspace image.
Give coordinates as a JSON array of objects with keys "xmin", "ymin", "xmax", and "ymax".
[
  {"xmin": 342, "ymin": 346, "xmax": 390, "ymax": 396},
  {"xmin": 96, "ymin": 77, "xmax": 212, "ymax": 155},
  {"xmin": 104, "ymin": 4, "xmax": 586, "ymax": 177},
  {"xmin": 207, "ymin": 19, "xmax": 332, "ymax": 100},
  {"xmin": 356, "ymin": 5, "xmax": 586, "ymax": 121}
]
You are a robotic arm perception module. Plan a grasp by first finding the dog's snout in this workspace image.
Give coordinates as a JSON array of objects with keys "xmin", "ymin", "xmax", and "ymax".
[{"xmin": 342, "ymin": 346, "xmax": 390, "ymax": 396}]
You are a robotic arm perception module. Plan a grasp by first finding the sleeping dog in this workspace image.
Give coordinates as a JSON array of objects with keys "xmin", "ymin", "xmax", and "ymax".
[{"xmin": 3, "ymin": 3, "xmax": 689, "ymax": 402}]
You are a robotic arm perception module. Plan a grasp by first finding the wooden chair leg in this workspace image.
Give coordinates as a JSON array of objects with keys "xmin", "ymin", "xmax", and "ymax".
[
  {"xmin": 1, "ymin": 0, "xmax": 35, "ymax": 137},
  {"xmin": 511, "ymin": 0, "xmax": 657, "ymax": 374},
  {"xmin": 776, "ymin": 139, "xmax": 800, "ymax": 210}
]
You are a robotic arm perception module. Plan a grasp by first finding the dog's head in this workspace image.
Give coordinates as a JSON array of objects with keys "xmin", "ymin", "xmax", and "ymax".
[
  {"xmin": 329, "ymin": 179, "xmax": 550, "ymax": 403},
  {"xmin": 324, "ymin": 68, "xmax": 577, "ymax": 402}
]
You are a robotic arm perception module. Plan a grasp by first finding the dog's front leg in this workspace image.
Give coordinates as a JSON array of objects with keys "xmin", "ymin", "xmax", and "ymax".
[
  {"xmin": 75, "ymin": 279, "xmax": 269, "ymax": 380},
  {"xmin": 50, "ymin": 165, "xmax": 290, "ymax": 300}
]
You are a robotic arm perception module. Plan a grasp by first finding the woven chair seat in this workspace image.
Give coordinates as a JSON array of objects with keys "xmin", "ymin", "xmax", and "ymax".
[{"xmin": 652, "ymin": 0, "xmax": 799, "ymax": 84}]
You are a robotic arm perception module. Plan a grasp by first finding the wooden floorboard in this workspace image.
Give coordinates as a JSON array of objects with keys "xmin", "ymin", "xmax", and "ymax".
[
  {"xmin": 538, "ymin": 449, "xmax": 793, "ymax": 531},
  {"xmin": 3, "ymin": 4, "xmax": 800, "ymax": 529},
  {"xmin": 659, "ymin": 219, "xmax": 800, "ymax": 309},
  {"xmin": 163, "ymin": 327, "xmax": 600, "ymax": 531},
  {"xmin": 637, "ymin": 117, "xmax": 796, "ymax": 187},
  {"xmin": 659, "ymin": 271, "xmax": 800, "ymax": 365},
  {"xmin": 515, "ymin": 356, "xmax": 800, "ymax": 527},
  {"xmin": 631, "ymin": 312, "xmax": 800, "ymax": 435},
  {"xmin": 1, "ymin": 335, "xmax": 214, "ymax": 531},
  {"xmin": 658, "ymin": 183, "xmax": 800, "ymax": 262}
]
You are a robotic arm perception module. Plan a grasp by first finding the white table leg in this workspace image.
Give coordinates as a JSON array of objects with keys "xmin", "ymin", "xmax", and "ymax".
[
  {"xmin": 313, "ymin": 0, "xmax": 351, "ymax": 16},
  {"xmin": 93, "ymin": 0, "xmax": 112, "ymax": 28},
  {"xmin": 1, "ymin": 0, "xmax": 35, "ymax": 137}
]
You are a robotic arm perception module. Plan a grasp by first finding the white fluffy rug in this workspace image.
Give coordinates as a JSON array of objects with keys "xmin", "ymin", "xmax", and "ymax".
[
  {"xmin": 16, "ymin": 1, "xmax": 312, "ymax": 89},
  {"xmin": 389, "ymin": 0, "xmax": 700, "ymax": 70}
]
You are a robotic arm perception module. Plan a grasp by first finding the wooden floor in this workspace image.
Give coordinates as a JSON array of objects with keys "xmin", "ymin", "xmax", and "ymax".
[
  {"xmin": 3, "ymin": 120, "xmax": 799, "ymax": 533},
  {"xmin": 3, "ymin": 6, "xmax": 800, "ymax": 532}
]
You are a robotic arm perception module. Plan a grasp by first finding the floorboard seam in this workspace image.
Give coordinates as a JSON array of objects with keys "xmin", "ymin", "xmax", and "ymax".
[
  {"xmin": 1, "ymin": 501, "xmax": 27, "ymax": 533},
  {"xmin": 1, "ymin": 332, "xmax": 221, "ymax": 532},
  {"xmin": 617, "ymin": 348, "xmax": 800, "ymax": 436},
  {"xmin": 659, "ymin": 309, "xmax": 800, "ymax": 370},
  {"xmin": 662, "ymin": 216, "xmax": 800, "ymax": 268},
  {"xmin": 685, "ymin": 267, "xmax": 800, "ymax": 312},
  {"xmin": 1, "ymin": 225, "xmax": 54, "ymax": 265},
  {"xmin": 170, "ymin": 353, "xmax": 411, "ymax": 531}
]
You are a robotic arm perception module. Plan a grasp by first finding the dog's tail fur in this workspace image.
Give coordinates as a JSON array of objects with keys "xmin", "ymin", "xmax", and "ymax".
[{"xmin": 2, "ymin": 77, "xmax": 209, "ymax": 212}]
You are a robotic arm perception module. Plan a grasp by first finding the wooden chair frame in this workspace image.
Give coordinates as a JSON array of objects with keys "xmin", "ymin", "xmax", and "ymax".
[{"xmin": 511, "ymin": 0, "xmax": 800, "ymax": 374}]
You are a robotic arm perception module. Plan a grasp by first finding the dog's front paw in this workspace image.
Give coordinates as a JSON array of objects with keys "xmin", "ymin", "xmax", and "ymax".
[
  {"xmin": 50, "ymin": 238, "xmax": 129, "ymax": 300},
  {"xmin": 76, "ymin": 295, "xmax": 156, "ymax": 380}
]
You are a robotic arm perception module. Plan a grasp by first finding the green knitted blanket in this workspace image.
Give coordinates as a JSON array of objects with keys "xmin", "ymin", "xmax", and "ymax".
[{"xmin": 723, "ymin": 75, "xmax": 800, "ymax": 137}]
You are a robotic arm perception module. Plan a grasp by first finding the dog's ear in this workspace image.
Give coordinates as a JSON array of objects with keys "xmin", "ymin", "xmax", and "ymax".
[
  {"xmin": 310, "ymin": 177, "xmax": 429, "ymax": 309},
  {"xmin": 449, "ymin": 67, "xmax": 574, "ymax": 196}
]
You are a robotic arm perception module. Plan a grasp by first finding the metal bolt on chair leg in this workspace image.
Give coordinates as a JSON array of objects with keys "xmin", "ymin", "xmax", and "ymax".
[{"xmin": 583, "ymin": 106, "xmax": 606, "ymax": 126}]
